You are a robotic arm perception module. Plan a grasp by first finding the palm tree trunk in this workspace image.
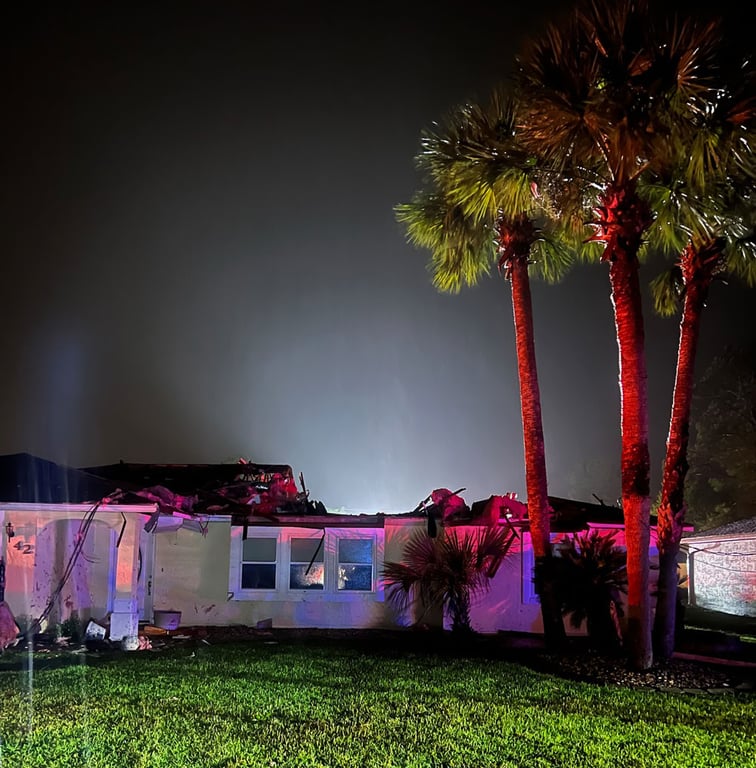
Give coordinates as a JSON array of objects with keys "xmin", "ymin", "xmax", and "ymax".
[
  {"xmin": 653, "ymin": 243, "xmax": 718, "ymax": 660},
  {"xmin": 608, "ymin": 248, "xmax": 652, "ymax": 670},
  {"xmin": 595, "ymin": 184, "xmax": 654, "ymax": 670},
  {"xmin": 509, "ymin": 251, "xmax": 565, "ymax": 649},
  {"xmin": 450, "ymin": 589, "xmax": 472, "ymax": 632}
]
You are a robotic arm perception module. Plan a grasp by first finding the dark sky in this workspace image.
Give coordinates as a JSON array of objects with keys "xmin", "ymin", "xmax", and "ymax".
[{"xmin": 2, "ymin": 1, "xmax": 753, "ymax": 512}]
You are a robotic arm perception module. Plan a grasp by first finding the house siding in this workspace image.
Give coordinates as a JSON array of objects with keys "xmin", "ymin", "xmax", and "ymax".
[
  {"xmin": 154, "ymin": 520, "xmax": 400, "ymax": 630},
  {"xmin": 151, "ymin": 518, "xmax": 544, "ymax": 633},
  {"xmin": 466, "ymin": 531, "xmax": 542, "ymax": 634},
  {"xmin": 1, "ymin": 501, "xmax": 664, "ymax": 638},
  {"xmin": 687, "ymin": 536, "xmax": 756, "ymax": 617}
]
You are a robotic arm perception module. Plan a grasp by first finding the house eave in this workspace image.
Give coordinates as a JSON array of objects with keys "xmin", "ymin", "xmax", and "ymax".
[
  {"xmin": 0, "ymin": 502, "xmax": 157, "ymax": 515},
  {"xmin": 234, "ymin": 514, "xmax": 386, "ymax": 529},
  {"xmin": 681, "ymin": 533, "xmax": 756, "ymax": 546}
]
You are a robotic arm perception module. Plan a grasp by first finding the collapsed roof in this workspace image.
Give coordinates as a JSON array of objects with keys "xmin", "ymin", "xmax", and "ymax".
[
  {"xmin": 0, "ymin": 453, "xmax": 324, "ymax": 525},
  {"xmin": 0, "ymin": 453, "xmax": 628, "ymax": 532}
]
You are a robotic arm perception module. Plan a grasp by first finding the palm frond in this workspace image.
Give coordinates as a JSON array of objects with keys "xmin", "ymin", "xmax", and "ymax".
[
  {"xmin": 726, "ymin": 232, "xmax": 756, "ymax": 286},
  {"xmin": 650, "ymin": 268, "xmax": 684, "ymax": 317},
  {"xmin": 516, "ymin": 0, "xmax": 729, "ymax": 192},
  {"xmin": 395, "ymin": 192, "xmax": 496, "ymax": 294},
  {"xmin": 528, "ymin": 237, "xmax": 574, "ymax": 284},
  {"xmin": 399, "ymin": 83, "xmax": 582, "ymax": 293}
]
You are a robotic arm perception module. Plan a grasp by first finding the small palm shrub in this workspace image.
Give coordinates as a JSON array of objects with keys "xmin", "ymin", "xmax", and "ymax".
[
  {"xmin": 539, "ymin": 530, "xmax": 628, "ymax": 653},
  {"xmin": 382, "ymin": 524, "xmax": 516, "ymax": 632}
]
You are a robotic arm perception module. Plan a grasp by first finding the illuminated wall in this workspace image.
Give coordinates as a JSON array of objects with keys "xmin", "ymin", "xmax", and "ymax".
[
  {"xmin": 1, "ymin": 505, "xmax": 670, "ymax": 635},
  {"xmin": 151, "ymin": 518, "xmax": 535, "ymax": 632},
  {"xmin": 152, "ymin": 520, "xmax": 395, "ymax": 629},
  {"xmin": 687, "ymin": 536, "xmax": 756, "ymax": 617}
]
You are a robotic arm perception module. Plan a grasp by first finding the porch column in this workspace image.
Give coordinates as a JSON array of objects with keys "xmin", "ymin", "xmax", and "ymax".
[{"xmin": 109, "ymin": 513, "xmax": 142, "ymax": 641}]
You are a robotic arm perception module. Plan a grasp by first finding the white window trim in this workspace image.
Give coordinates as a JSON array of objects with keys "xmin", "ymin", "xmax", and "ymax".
[
  {"xmin": 229, "ymin": 526, "xmax": 384, "ymax": 602},
  {"xmin": 521, "ymin": 537, "xmax": 540, "ymax": 605}
]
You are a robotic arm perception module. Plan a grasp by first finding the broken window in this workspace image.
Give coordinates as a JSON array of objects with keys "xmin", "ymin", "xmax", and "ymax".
[
  {"xmin": 289, "ymin": 537, "xmax": 324, "ymax": 590},
  {"xmin": 337, "ymin": 538, "xmax": 374, "ymax": 591}
]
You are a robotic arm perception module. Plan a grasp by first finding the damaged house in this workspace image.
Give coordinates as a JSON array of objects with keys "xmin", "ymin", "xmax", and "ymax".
[{"xmin": 0, "ymin": 452, "xmax": 665, "ymax": 643}]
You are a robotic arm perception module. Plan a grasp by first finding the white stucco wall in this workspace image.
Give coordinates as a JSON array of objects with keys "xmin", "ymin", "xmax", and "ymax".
[
  {"xmin": 150, "ymin": 517, "xmax": 549, "ymax": 634},
  {"xmin": 152, "ymin": 520, "xmax": 402, "ymax": 629},
  {"xmin": 1, "ymin": 505, "xmax": 662, "ymax": 638},
  {"xmin": 468, "ymin": 531, "xmax": 542, "ymax": 634}
]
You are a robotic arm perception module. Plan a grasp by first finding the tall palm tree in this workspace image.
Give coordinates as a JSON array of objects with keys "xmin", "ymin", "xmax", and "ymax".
[
  {"xmin": 515, "ymin": 0, "xmax": 723, "ymax": 669},
  {"xmin": 647, "ymin": 69, "xmax": 756, "ymax": 658},
  {"xmin": 396, "ymin": 91, "xmax": 578, "ymax": 648}
]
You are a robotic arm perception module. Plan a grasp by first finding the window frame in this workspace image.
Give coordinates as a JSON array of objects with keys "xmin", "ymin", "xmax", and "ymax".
[
  {"xmin": 229, "ymin": 526, "xmax": 384, "ymax": 602},
  {"xmin": 288, "ymin": 533, "xmax": 326, "ymax": 591},
  {"xmin": 336, "ymin": 536, "xmax": 376, "ymax": 592},
  {"xmin": 239, "ymin": 534, "xmax": 279, "ymax": 591}
]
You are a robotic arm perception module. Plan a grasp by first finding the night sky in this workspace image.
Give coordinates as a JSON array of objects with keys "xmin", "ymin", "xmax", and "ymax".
[{"xmin": 2, "ymin": 1, "xmax": 754, "ymax": 512}]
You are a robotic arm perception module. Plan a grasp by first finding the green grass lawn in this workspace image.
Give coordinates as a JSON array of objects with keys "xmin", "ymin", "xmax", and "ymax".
[{"xmin": 0, "ymin": 639, "xmax": 754, "ymax": 768}]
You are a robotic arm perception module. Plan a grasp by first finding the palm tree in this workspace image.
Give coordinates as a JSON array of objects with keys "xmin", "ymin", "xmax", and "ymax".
[
  {"xmin": 396, "ymin": 91, "xmax": 578, "ymax": 648},
  {"xmin": 382, "ymin": 523, "xmax": 516, "ymax": 632},
  {"xmin": 555, "ymin": 530, "xmax": 628, "ymax": 653},
  {"xmin": 515, "ymin": 0, "xmax": 723, "ymax": 669},
  {"xmin": 647, "ymin": 69, "xmax": 756, "ymax": 658}
]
